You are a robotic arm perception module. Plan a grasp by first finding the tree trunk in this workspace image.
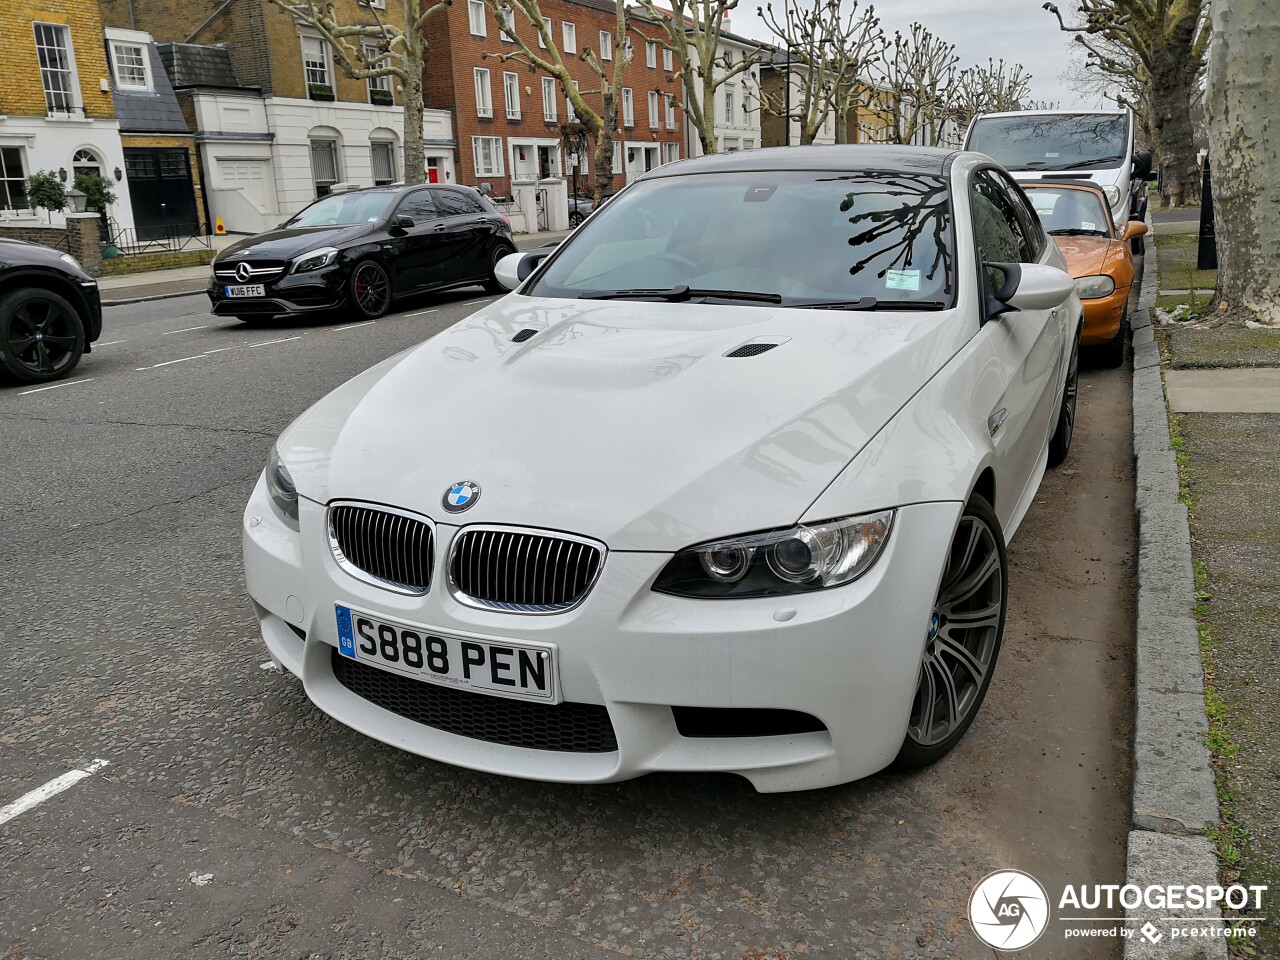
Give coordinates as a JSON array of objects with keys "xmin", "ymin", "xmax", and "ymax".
[
  {"xmin": 698, "ymin": 70, "xmax": 718, "ymax": 155},
  {"xmin": 1149, "ymin": 19, "xmax": 1201, "ymax": 208},
  {"xmin": 834, "ymin": 108, "xmax": 848, "ymax": 144},
  {"xmin": 1206, "ymin": 0, "xmax": 1280, "ymax": 325},
  {"xmin": 401, "ymin": 28, "xmax": 426, "ymax": 185},
  {"xmin": 592, "ymin": 96, "xmax": 618, "ymax": 203}
]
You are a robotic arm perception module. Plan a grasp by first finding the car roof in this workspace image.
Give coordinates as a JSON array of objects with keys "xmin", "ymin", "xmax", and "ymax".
[
  {"xmin": 645, "ymin": 144, "xmax": 960, "ymax": 179},
  {"xmin": 972, "ymin": 109, "xmax": 1129, "ymax": 120}
]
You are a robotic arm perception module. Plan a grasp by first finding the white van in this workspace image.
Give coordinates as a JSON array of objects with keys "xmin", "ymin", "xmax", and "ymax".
[{"xmin": 964, "ymin": 109, "xmax": 1155, "ymax": 252}]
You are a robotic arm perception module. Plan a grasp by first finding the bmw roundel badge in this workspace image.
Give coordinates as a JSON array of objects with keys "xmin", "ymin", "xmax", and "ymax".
[{"xmin": 443, "ymin": 480, "xmax": 481, "ymax": 513}]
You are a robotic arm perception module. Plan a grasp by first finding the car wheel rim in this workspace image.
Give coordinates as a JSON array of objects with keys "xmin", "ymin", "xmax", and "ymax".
[
  {"xmin": 907, "ymin": 514, "xmax": 1003, "ymax": 747},
  {"xmin": 353, "ymin": 263, "xmax": 389, "ymax": 314},
  {"xmin": 1062, "ymin": 337, "xmax": 1079, "ymax": 447},
  {"xmin": 6, "ymin": 298, "xmax": 78, "ymax": 376}
]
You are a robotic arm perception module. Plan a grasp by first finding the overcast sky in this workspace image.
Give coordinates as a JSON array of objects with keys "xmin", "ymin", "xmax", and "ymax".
[{"xmin": 732, "ymin": 0, "xmax": 1109, "ymax": 110}]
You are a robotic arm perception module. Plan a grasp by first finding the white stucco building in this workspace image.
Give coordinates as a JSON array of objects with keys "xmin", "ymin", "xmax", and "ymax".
[{"xmin": 683, "ymin": 29, "xmax": 765, "ymax": 158}]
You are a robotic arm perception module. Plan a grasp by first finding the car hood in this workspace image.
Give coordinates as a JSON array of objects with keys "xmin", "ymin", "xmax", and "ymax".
[
  {"xmin": 217, "ymin": 224, "xmax": 373, "ymax": 262},
  {"xmin": 1051, "ymin": 235, "xmax": 1112, "ymax": 277},
  {"xmin": 279, "ymin": 296, "xmax": 971, "ymax": 550}
]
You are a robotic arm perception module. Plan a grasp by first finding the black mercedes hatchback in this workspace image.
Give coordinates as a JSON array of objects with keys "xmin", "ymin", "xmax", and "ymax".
[
  {"xmin": 0, "ymin": 238, "xmax": 102, "ymax": 386},
  {"xmin": 208, "ymin": 184, "xmax": 516, "ymax": 323}
]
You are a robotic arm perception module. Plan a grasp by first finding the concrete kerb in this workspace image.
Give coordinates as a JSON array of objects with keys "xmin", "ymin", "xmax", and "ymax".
[{"xmin": 1124, "ymin": 224, "xmax": 1227, "ymax": 958}]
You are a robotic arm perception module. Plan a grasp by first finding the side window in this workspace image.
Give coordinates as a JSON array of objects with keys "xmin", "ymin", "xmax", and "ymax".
[
  {"xmin": 971, "ymin": 171, "xmax": 1026, "ymax": 293},
  {"xmin": 995, "ymin": 172, "xmax": 1045, "ymax": 259},
  {"xmin": 434, "ymin": 188, "xmax": 483, "ymax": 216},
  {"xmin": 394, "ymin": 190, "xmax": 438, "ymax": 223}
]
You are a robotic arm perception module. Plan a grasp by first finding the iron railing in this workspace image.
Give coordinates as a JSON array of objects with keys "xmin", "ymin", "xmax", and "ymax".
[{"xmin": 105, "ymin": 218, "xmax": 212, "ymax": 255}]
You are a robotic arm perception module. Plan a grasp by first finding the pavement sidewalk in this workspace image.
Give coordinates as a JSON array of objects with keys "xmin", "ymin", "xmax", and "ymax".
[{"xmin": 97, "ymin": 229, "xmax": 576, "ymax": 306}]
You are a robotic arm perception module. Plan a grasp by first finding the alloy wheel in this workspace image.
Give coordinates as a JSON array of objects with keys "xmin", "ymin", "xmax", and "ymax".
[
  {"xmin": 1060, "ymin": 337, "xmax": 1079, "ymax": 450},
  {"xmin": 907, "ymin": 513, "xmax": 1005, "ymax": 747},
  {"xmin": 5, "ymin": 296, "xmax": 80, "ymax": 378},
  {"xmin": 352, "ymin": 262, "xmax": 391, "ymax": 317}
]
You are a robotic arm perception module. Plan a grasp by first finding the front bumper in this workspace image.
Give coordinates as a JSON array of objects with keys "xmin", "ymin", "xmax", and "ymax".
[
  {"xmin": 1080, "ymin": 285, "xmax": 1130, "ymax": 346},
  {"xmin": 207, "ymin": 266, "xmax": 346, "ymax": 316},
  {"xmin": 243, "ymin": 478, "xmax": 962, "ymax": 792}
]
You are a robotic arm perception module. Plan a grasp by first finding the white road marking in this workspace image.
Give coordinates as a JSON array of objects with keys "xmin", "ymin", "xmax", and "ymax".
[
  {"xmin": 247, "ymin": 336, "xmax": 303, "ymax": 348},
  {"xmin": 136, "ymin": 355, "xmax": 205, "ymax": 371},
  {"xmin": 401, "ymin": 309, "xmax": 438, "ymax": 317},
  {"xmin": 333, "ymin": 320, "xmax": 377, "ymax": 331},
  {"xmin": 0, "ymin": 759, "xmax": 109, "ymax": 826},
  {"xmin": 163, "ymin": 324, "xmax": 213, "ymax": 335},
  {"xmin": 17, "ymin": 378, "xmax": 96, "ymax": 396},
  {"xmin": 95, "ymin": 340, "xmax": 127, "ymax": 347}
]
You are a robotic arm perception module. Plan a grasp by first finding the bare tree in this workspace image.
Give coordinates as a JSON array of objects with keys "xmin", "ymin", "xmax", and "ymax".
[
  {"xmin": 756, "ymin": 0, "xmax": 842, "ymax": 145},
  {"xmin": 631, "ymin": 0, "xmax": 762, "ymax": 156},
  {"xmin": 947, "ymin": 59, "xmax": 1032, "ymax": 140},
  {"xmin": 871, "ymin": 23, "xmax": 959, "ymax": 147},
  {"xmin": 483, "ymin": 0, "xmax": 633, "ymax": 200},
  {"xmin": 1205, "ymin": 0, "xmax": 1279, "ymax": 325},
  {"xmin": 1043, "ymin": 0, "xmax": 1210, "ymax": 207},
  {"xmin": 266, "ymin": 0, "xmax": 451, "ymax": 185},
  {"xmin": 823, "ymin": 3, "xmax": 886, "ymax": 145}
]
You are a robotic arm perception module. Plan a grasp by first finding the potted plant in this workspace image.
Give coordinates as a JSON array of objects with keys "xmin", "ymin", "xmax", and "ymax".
[
  {"xmin": 24, "ymin": 170, "xmax": 65, "ymax": 222},
  {"xmin": 73, "ymin": 171, "xmax": 117, "ymax": 236},
  {"xmin": 370, "ymin": 88, "xmax": 393, "ymax": 106},
  {"xmin": 309, "ymin": 83, "xmax": 335, "ymax": 101}
]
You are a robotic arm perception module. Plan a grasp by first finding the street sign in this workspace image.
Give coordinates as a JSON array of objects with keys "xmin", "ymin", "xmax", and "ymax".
[{"xmin": 1198, "ymin": 156, "xmax": 1217, "ymax": 271}]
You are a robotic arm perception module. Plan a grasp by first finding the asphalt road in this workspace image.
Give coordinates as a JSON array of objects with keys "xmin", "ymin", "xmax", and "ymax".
[{"xmin": 0, "ymin": 284, "xmax": 1136, "ymax": 959}]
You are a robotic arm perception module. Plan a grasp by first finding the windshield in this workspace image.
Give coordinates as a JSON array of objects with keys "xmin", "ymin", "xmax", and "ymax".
[
  {"xmin": 529, "ymin": 170, "xmax": 955, "ymax": 308},
  {"xmin": 286, "ymin": 190, "xmax": 397, "ymax": 228},
  {"xmin": 1024, "ymin": 187, "xmax": 1112, "ymax": 237},
  {"xmin": 967, "ymin": 114, "xmax": 1129, "ymax": 172}
]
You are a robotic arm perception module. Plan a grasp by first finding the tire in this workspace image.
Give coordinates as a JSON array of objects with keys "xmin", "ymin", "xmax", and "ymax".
[
  {"xmin": 1130, "ymin": 235, "xmax": 1146, "ymax": 256},
  {"xmin": 894, "ymin": 493, "xmax": 1008, "ymax": 770},
  {"xmin": 349, "ymin": 260, "xmax": 392, "ymax": 319},
  {"xmin": 1047, "ymin": 329, "xmax": 1080, "ymax": 468},
  {"xmin": 0, "ymin": 287, "xmax": 85, "ymax": 386},
  {"xmin": 483, "ymin": 242, "xmax": 516, "ymax": 293},
  {"xmin": 569, "ymin": 210, "xmax": 585, "ymax": 227},
  {"xmin": 1095, "ymin": 307, "xmax": 1126, "ymax": 369}
]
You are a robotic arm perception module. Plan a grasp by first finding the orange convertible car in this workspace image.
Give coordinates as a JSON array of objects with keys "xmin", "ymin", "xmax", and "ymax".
[{"xmin": 1020, "ymin": 181, "xmax": 1147, "ymax": 367}]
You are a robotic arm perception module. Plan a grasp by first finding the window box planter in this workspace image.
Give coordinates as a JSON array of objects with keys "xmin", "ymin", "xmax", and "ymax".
[
  {"xmin": 309, "ymin": 84, "xmax": 335, "ymax": 101},
  {"xmin": 370, "ymin": 89, "xmax": 394, "ymax": 106}
]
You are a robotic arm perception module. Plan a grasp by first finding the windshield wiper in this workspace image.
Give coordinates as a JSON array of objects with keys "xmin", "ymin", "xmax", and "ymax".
[
  {"xmin": 790, "ymin": 297, "xmax": 949, "ymax": 311},
  {"xmin": 1048, "ymin": 228, "xmax": 1108, "ymax": 237},
  {"xmin": 1052, "ymin": 155, "xmax": 1125, "ymax": 170},
  {"xmin": 581, "ymin": 285, "xmax": 782, "ymax": 304}
]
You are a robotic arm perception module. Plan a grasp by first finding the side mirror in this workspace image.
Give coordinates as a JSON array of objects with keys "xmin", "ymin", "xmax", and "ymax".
[
  {"xmin": 1133, "ymin": 150, "xmax": 1153, "ymax": 179},
  {"xmin": 494, "ymin": 251, "xmax": 551, "ymax": 292},
  {"xmin": 1123, "ymin": 219, "xmax": 1149, "ymax": 240},
  {"xmin": 986, "ymin": 262, "xmax": 1076, "ymax": 317},
  {"xmin": 391, "ymin": 214, "xmax": 414, "ymax": 232}
]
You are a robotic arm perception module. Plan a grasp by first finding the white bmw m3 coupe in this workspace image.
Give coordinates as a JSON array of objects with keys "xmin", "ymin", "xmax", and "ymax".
[{"xmin": 244, "ymin": 146, "xmax": 1082, "ymax": 792}]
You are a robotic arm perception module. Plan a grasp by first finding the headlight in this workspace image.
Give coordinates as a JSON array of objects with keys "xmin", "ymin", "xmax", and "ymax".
[
  {"xmin": 59, "ymin": 253, "xmax": 83, "ymax": 271},
  {"xmin": 1103, "ymin": 185, "xmax": 1122, "ymax": 207},
  {"xmin": 265, "ymin": 447, "xmax": 299, "ymax": 525},
  {"xmin": 653, "ymin": 510, "xmax": 895, "ymax": 599},
  {"xmin": 291, "ymin": 247, "xmax": 339, "ymax": 274},
  {"xmin": 1074, "ymin": 274, "xmax": 1116, "ymax": 299}
]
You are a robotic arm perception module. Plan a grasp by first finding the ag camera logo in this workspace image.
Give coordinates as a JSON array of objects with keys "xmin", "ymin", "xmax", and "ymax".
[{"xmin": 969, "ymin": 869, "xmax": 1050, "ymax": 950}]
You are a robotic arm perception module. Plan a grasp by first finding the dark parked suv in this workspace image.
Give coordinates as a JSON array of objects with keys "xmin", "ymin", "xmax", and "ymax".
[
  {"xmin": 0, "ymin": 238, "xmax": 102, "ymax": 385},
  {"xmin": 208, "ymin": 184, "xmax": 516, "ymax": 323}
]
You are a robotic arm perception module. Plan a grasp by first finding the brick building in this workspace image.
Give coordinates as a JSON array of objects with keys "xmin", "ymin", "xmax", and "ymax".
[
  {"xmin": 0, "ymin": 0, "xmax": 137, "ymax": 232},
  {"xmin": 424, "ymin": 0, "xmax": 684, "ymax": 231},
  {"xmin": 105, "ymin": 0, "xmax": 456, "ymax": 233}
]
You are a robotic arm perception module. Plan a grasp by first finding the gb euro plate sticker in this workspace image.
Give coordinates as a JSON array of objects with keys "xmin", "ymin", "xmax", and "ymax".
[{"xmin": 885, "ymin": 269, "xmax": 921, "ymax": 291}]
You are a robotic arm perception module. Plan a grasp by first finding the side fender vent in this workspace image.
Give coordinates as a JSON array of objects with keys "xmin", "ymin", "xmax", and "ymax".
[
  {"xmin": 510, "ymin": 328, "xmax": 538, "ymax": 343},
  {"xmin": 725, "ymin": 341, "xmax": 782, "ymax": 358}
]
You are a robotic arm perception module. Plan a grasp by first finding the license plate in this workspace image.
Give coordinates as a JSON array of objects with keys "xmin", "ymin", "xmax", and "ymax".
[
  {"xmin": 224, "ymin": 284, "xmax": 265, "ymax": 297},
  {"xmin": 335, "ymin": 605, "xmax": 559, "ymax": 703}
]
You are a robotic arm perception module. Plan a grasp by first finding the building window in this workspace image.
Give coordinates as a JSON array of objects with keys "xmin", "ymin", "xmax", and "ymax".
[
  {"xmin": 309, "ymin": 139, "xmax": 340, "ymax": 197},
  {"xmin": 611, "ymin": 139, "xmax": 622, "ymax": 175},
  {"xmin": 724, "ymin": 86, "xmax": 734, "ymax": 125},
  {"xmin": 109, "ymin": 40, "xmax": 151, "ymax": 91},
  {"xmin": 645, "ymin": 41, "xmax": 657, "ymax": 68},
  {"xmin": 743, "ymin": 89, "xmax": 753, "ymax": 119},
  {"xmin": 622, "ymin": 87, "xmax": 633, "ymax": 127},
  {"xmin": 0, "ymin": 147, "xmax": 27, "ymax": 210},
  {"xmin": 538, "ymin": 18, "xmax": 550, "ymax": 48},
  {"xmin": 473, "ymin": 136, "xmax": 504, "ymax": 177},
  {"xmin": 474, "ymin": 67, "xmax": 493, "ymax": 118},
  {"xmin": 371, "ymin": 141, "xmax": 396, "ymax": 184},
  {"xmin": 504, "ymin": 71, "xmax": 521, "ymax": 119},
  {"xmin": 622, "ymin": 36, "xmax": 633, "ymax": 63},
  {"xmin": 301, "ymin": 35, "xmax": 330, "ymax": 89},
  {"xmin": 663, "ymin": 142, "xmax": 679, "ymax": 164},
  {"xmin": 724, "ymin": 137, "xmax": 740, "ymax": 152},
  {"xmin": 365, "ymin": 44, "xmax": 391, "ymax": 102},
  {"xmin": 498, "ymin": 5, "xmax": 516, "ymax": 41},
  {"xmin": 665, "ymin": 94, "xmax": 675, "ymax": 130},
  {"xmin": 662, "ymin": 47, "xmax": 673, "ymax": 72},
  {"xmin": 33, "ymin": 23, "xmax": 76, "ymax": 114},
  {"xmin": 468, "ymin": 0, "xmax": 486, "ymax": 37},
  {"xmin": 743, "ymin": 139, "xmax": 755, "ymax": 150},
  {"xmin": 598, "ymin": 30, "xmax": 612, "ymax": 61},
  {"xmin": 567, "ymin": 80, "xmax": 578, "ymax": 122},
  {"xmin": 542, "ymin": 77, "xmax": 557, "ymax": 122},
  {"xmin": 72, "ymin": 148, "xmax": 102, "ymax": 179},
  {"xmin": 562, "ymin": 21, "xmax": 576, "ymax": 53},
  {"xmin": 647, "ymin": 91, "xmax": 659, "ymax": 130}
]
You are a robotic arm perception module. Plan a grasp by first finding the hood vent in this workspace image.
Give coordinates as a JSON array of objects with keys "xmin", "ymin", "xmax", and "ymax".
[
  {"xmin": 725, "ymin": 338, "xmax": 788, "ymax": 358},
  {"xmin": 510, "ymin": 328, "xmax": 538, "ymax": 343}
]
